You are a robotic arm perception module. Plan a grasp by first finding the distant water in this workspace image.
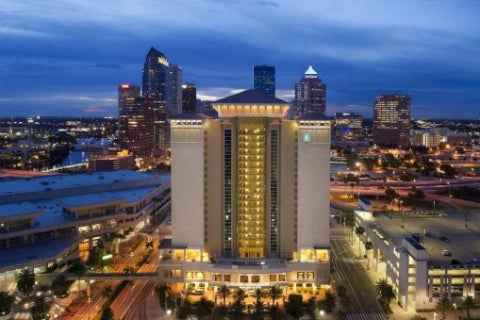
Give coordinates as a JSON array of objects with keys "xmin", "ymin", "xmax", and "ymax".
[{"xmin": 60, "ymin": 150, "xmax": 89, "ymax": 167}]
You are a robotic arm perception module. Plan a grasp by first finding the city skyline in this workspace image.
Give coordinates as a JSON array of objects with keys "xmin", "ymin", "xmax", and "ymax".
[{"xmin": 1, "ymin": 0, "xmax": 480, "ymax": 119}]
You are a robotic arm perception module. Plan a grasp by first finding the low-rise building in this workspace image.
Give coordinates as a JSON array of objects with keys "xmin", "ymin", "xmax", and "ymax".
[{"xmin": 0, "ymin": 170, "xmax": 170, "ymax": 283}]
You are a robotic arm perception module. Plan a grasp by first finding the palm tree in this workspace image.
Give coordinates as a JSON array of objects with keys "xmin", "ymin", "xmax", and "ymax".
[
  {"xmin": 436, "ymin": 296, "xmax": 453, "ymax": 320},
  {"xmin": 462, "ymin": 295, "xmax": 475, "ymax": 319},
  {"xmin": 364, "ymin": 241, "xmax": 373, "ymax": 269},
  {"xmin": 233, "ymin": 288, "xmax": 246, "ymax": 303},
  {"xmin": 253, "ymin": 288, "xmax": 264, "ymax": 302},
  {"xmin": 30, "ymin": 296, "xmax": 50, "ymax": 320},
  {"xmin": 155, "ymin": 284, "xmax": 172, "ymax": 310},
  {"xmin": 355, "ymin": 226, "xmax": 365, "ymax": 258},
  {"xmin": 68, "ymin": 258, "xmax": 87, "ymax": 293},
  {"xmin": 0, "ymin": 291, "xmax": 15, "ymax": 316},
  {"xmin": 268, "ymin": 285, "xmax": 283, "ymax": 306},
  {"xmin": 100, "ymin": 307, "xmax": 114, "ymax": 320},
  {"xmin": 101, "ymin": 285, "xmax": 113, "ymax": 299},
  {"xmin": 193, "ymin": 297, "xmax": 214, "ymax": 319},
  {"xmin": 145, "ymin": 240, "xmax": 154, "ymax": 250},
  {"xmin": 218, "ymin": 284, "xmax": 230, "ymax": 306},
  {"xmin": 16, "ymin": 269, "xmax": 35, "ymax": 296},
  {"xmin": 375, "ymin": 278, "xmax": 396, "ymax": 313}
]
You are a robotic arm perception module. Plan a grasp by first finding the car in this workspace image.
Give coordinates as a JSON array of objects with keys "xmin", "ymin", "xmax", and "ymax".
[
  {"xmin": 411, "ymin": 232, "xmax": 423, "ymax": 242},
  {"xmin": 443, "ymin": 249, "xmax": 452, "ymax": 256},
  {"xmin": 451, "ymin": 259, "xmax": 461, "ymax": 265},
  {"xmin": 439, "ymin": 236, "xmax": 451, "ymax": 242},
  {"xmin": 425, "ymin": 232, "xmax": 435, "ymax": 238}
]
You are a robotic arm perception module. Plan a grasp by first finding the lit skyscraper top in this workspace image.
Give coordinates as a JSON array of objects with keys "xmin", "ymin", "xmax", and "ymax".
[{"xmin": 294, "ymin": 66, "xmax": 327, "ymax": 116}]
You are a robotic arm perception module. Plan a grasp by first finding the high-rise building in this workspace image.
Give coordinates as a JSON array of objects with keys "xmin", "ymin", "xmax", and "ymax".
[
  {"xmin": 294, "ymin": 66, "xmax": 327, "ymax": 116},
  {"xmin": 118, "ymin": 84, "xmax": 140, "ymax": 150},
  {"xmin": 167, "ymin": 65, "xmax": 183, "ymax": 116},
  {"xmin": 333, "ymin": 112, "xmax": 364, "ymax": 140},
  {"xmin": 160, "ymin": 89, "xmax": 331, "ymax": 294},
  {"xmin": 253, "ymin": 65, "xmax": 275, "ymax": 97},
  {"xmin": 142, "ymin": 47, "xmax": 169, "ymax": 156},
  {"xmin": 182, "ymin": 83, "xmax": 197, "ymax": 113},
  {"xmin": 372, "ymin": 94, "xmax": 411, "ymax": 146},
  {"xmin": 118, "ymin": 84, "xmax": 154, "ymax": 162}
]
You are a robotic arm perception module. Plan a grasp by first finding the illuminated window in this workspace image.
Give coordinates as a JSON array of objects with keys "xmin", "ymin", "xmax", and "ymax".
[
  {"xmin": 252, "ymin": 276, "xmax": 260, "ymax": 283},
  {"xmin": 224, "ymin": 275, "xmax": 231, "ymax": 282},
  {"xmin": 215, "ymin": 275, "xmax": 222, "ymax": 282},
  {"xmin": 240, "ymin": 275, "xmax": 249, "ymax": 283},
  {"xmin": 278, "ymin": 275, "xmax": 286, "ymax": 282},
  {"xmin": 270, "ymin": 274, "xmax": 276, "ymax": 282},
  {"xmin": 297, "ymin": 272, "xmax": 305, "ymax": 280},
  {"xmin": 307, "ymin": 272, "xmax": 314, "ymax": 280}
]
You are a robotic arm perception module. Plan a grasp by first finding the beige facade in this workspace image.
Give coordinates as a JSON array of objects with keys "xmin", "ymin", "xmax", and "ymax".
[{"xmin": 163, "ymin": 90, "xmax": 331, "ymax": 292}]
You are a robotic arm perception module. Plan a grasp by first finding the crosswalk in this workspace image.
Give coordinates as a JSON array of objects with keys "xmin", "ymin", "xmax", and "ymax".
[{"xmin": 346, "ymin": 313, "xmax": 389, "ymax": 320}]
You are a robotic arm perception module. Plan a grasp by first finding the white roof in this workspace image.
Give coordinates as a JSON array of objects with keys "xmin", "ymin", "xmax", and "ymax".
[{"xmin": 304, "ymin": 65, "xmax": 318, "ymax": 75}]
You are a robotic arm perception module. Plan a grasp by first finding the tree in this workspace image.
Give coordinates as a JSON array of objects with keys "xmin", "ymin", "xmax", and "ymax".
[
  {"xmin": 436, "ymin": 296, "xmax": 453, "ymax": 320},
  {"xmin": 68, "ymin": 258, "xmax": 87, "ymax": 293},
  {"xmin": 233, "ymin": 288, "xmax": 246, "ymax": 304},
  {"xmin": 145, "ymin": 240, "xmax": 154, "ymax": 252},
  {"xmin": 155, "ymin": 284, "xmax": 172, "ymax": 310},
  {"xmin": 375, "ymin": 278, "xmax": 396, "ymax": 313},
  {"xmin": 268, "ymin": 285, "xmax": 283, "ymax": 306},
  {"xmin": 212, "ymin": 305, "xmax": 229, "ymax": 320},
  {"xmin": 52, "ymin": 275, "xmax": 70, "ymax": 298},
  {"xmin": 30, "ymin": 296, "xmax": 50, "ymax": 320},
  {"xmin": 193, "ymin": 297, "xmax": 214, "ymax": 319},
  {"xmin": 461, "ymin": 295, "xmax": 475, "ymax": 319},
  {"xmin": 251, "ymin": 299, "xmax": 265, "ymax": 320},
  {"xmin": 364, "ymin": 241, "xmax": 373, "ymax": 269},
  {"xmin": 384, "ymin": 188, "xmax": 397, "ymax": 201},
  {"xmin": 285, "ymin": 294, "xmax": 304, "ymax": 319},
  {"xmin": 16, "ymin": 268, "xmax": 35, "ymax": 296},
  {"xmin": 355, "ymin": 226, "xmax": 365, "ymax": 258},
  {"xmin": 100, "ymin": 307, "xmax": 115, "ymax": 320},
  {"xmin": 305, "ymin": 297, "xmax": 318, "ymax": 320},
  {"xmin": 176, "ymin": 299, "xmax": 192, "ymax": 320},
  {"xmin": 319, "ymin": 291, "xmax": 336, "ymax": 313},
  {"xmin": 218, "ymin": 284, "xmax": 230, "ymax": 306},
  {"xmin": 230, "ymin": 299, "xmax": 245, "ymax": 319},
  {"xmin": 86, "ymin": 248, "xmax": 102, "ymax": 269},
  {"xmin": 101, "ymin": 285, "xmax": 113, "ymax": 299},
  {"xmin": 0, "ymin": 291, "xmax": 15, "ymax": 316}
]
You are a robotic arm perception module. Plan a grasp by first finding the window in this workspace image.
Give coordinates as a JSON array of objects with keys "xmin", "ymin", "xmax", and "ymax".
[
  {"xmin": 240, "ymin": 275, "xmax": 248, "ymax": 283},
  {"xmin": 278, "ymin": 274, "xmax": 286, "ymax": 282},
  {"xmin": 224, "ymin": 275, "xmax": 231, "ymax": 282},
  {"xmin": 297, "ymin": 272, "xmax": 304, "ymax": 280},
  {"xmin": 270, "ymin": 274, "xmax": 276, "ymax": 282},
  {"xmin": 215, "ymin": 274, "xmax": 222, "ymax": 282},
  {"xmin": 307, "ymin": 272, "xmax": 314, "ymax": 280},
  {"xmin": 252, "ymin": 275, "xmax": 260, "ymax": 283}
]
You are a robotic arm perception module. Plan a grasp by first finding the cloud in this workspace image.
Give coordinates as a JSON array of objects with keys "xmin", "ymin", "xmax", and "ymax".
[{"xmin": 0, "ymin": 26, "xmax": 48, "ymax": 37}]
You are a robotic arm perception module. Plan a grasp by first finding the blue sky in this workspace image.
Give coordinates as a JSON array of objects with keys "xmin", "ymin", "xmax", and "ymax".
[{"xmin": 1, "ymin": 0, "xmax": 479, "ymax": 118}]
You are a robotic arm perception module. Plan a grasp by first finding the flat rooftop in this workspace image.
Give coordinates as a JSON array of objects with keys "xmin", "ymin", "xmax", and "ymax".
[
  {"xmin": 0, "ymin": 169, "xmax": 168, "ymax": 197},
  {"xmin": 368, "ymin": 210, "xmax": 480, "ymax": 266}
]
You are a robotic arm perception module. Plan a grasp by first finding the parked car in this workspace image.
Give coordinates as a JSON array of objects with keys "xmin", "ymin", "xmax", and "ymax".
[
  {"xmin": 443, "ymin": 249, "xmax": 452, "ymax": 256},
  {"xmin": 439, "ymin": 236, "xmax": 451, "ymax": 242},
  {"xmin": 451, "ymin": 259, "xmax": 461, "ymax": 265},
  {"xmin": 412, "ymin": 233, "xmax": 423, "ymax": 242},
  {"xmin": 425, "ymin": 232, "xmax": 435, "ymax": 238}
]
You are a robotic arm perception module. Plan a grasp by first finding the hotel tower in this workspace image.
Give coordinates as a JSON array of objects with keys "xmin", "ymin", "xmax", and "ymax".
[{"xmin": 160, "ymin": 89, "xmax": 331, "ymax": 295}]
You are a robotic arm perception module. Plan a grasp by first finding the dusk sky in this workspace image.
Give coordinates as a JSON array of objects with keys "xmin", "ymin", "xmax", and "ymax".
[{"xmin": 1, "ymin": 1, "xmax": 480, "ymax": 119}]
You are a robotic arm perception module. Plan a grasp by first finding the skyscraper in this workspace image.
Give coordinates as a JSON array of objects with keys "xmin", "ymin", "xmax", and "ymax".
[
  {"xmin": 182, "ymin": 83, "xmax": 197, "ymax": 113},
  {"xmin": 142, "ymin": 47, "xmax": 169, "ymax": 156},
  {"xmin": 167, "ymin": 65, "xmax": 183, "ymax": 116},
  {"xmin": 294, "ymin": 66, "xmax": 327, "ymax": 116},
  {"xmin": 160, "ymin": 89, "xmax": 331, "ymax": 294},
  {"xmin": 372, "ymin": 94, "xmax": 411, "ymax": 146},
  {"xmin": 118, "ymin": 84, "xmax": 154, "ymax": 162},
  {"xmin": 253, "ymin": 65, "xmax": 275, "ymax": 97}
]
